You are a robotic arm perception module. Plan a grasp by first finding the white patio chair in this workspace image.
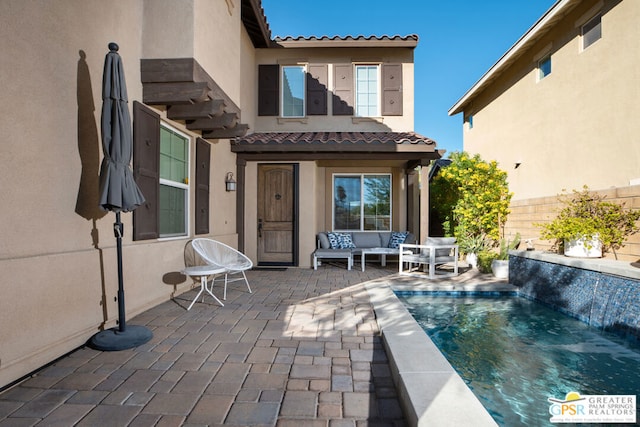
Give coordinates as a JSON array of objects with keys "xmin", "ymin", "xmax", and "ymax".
[
  {"xmin": 191, "ymin": 238, "xmax": 253, "ymax": 300},
  {"xmin": 399, "ymin": 237, "xmax": 459, "ymax": 279}
]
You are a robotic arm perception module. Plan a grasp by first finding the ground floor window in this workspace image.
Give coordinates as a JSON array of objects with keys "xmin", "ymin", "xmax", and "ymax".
[
  {"xmin": 159, "ymin": 125, "xmax": 189, "ymax": 237},
  {"xmin": 333, "ymin": 174, "xmax": 391, "ymax": 231}
]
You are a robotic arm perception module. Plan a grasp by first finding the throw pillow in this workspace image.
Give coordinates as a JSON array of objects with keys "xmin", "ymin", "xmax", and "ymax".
[
  {"xmin": 327, "ymin": 232, "xmax": 356, "ymax": 249},
  {"xmin": 388, "ymin": 231, "xmax": 409, "ymax": 249},
  {"xmin": 337, "ymin": 233, "xmax": 356, "ymax": 249},
  {"xmin": 326, "ymin": 232, "xmax": 341, "ymax": 249}
]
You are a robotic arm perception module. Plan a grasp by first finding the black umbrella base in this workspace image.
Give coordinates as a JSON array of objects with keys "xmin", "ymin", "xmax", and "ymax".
[{"xmin": 89, "ymin": 325, "xmax": 153, "ymax": 351}]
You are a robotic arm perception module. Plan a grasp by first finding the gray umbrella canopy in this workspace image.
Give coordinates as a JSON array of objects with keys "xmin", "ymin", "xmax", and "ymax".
[
  {"xmin": 98, "ymin": 43, "xmax": 145, "ymax": 212},
  {"xmin": 91, "ymin": 43, "xmax": 152, "ymax": 351}
]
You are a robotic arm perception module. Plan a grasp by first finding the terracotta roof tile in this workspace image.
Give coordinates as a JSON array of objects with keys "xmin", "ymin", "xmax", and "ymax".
[
  {"xmin": 272, "ymin": 35, "xmax": 419, "ymax": 48},
  {"xmin": 234, "ymin": 131, "xmax": 435, "ymax": 146},
  {"xmin": 274, "ymin": 35, "xmax": 419, "ymax": 43}
]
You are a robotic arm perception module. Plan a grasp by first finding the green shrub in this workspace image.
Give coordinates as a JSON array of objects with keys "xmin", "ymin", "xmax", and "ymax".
[{"xmin": 477, "ymin": 250, "xmax": 498, "ymax": 274}]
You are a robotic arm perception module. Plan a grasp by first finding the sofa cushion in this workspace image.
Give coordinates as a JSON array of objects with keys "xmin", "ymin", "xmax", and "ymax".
[
  {"xmin": 352, "ymin": 232, "xmax": 381, "ymax": 248},
  {"xmin": 404, "ymin": 233, "xmax": 416, "ymax": 245},
  {"xmin": 327, "ymin": 232, "xmax": 356, "ymax": 249},
  {"xmin": 379, "ymin": 232, "xmax": 392, "ymax": 247},
  {"xmin": 388, "ymin": 231, "xmax": 409, "ymax": 248},
  {"xmin": 425, "ymin": 237, "xmax": 457, "ymax": 257},
  {"xmin": 318, "ymin": 232, "xmax": 330, "ymax": 249}
]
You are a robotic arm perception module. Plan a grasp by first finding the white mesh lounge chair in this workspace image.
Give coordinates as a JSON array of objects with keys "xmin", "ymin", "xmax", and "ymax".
[
  {"xmin": 399, "ymin": 237, "xmax": 459, "ymax": 279},
  {"xmin": 191, "ymin": 238, "xmax": 253, "ymax": 300}
]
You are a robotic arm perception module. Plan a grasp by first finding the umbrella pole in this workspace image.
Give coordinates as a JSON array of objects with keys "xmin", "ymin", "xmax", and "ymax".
[
  {"xmin": 115, "ymin": 212, "xmax": 126, "ymax": 332},
  {"xmin": 88, "ymin": 211, "xmax": 152, "ymax": 351}
]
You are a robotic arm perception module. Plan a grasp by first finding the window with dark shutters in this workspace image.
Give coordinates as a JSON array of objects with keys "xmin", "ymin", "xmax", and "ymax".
[
  {"xmin": 258, "ymin": 64, "xmax": 279, "ymax": 116},
  {"xmin": 132, "ymin": 102, "xmax": 210, "ymax": 240},
  {"xmin": 133, "ymin": 101, "xmax": 160, "ymax": 241},
  {"xmin": 195, "ymin": 138, "xmax": 210, "ymax": 235},
  {"xmin": 332, "ymin": 64, "xmax": 354, "ymax": 115},
  {"xmin": 382, "ymin": 64, "xmax": 403, "ymax": 116},
  {"xmin": 306, "ymin": 64, "xmax": 328, "ymax": 115}
]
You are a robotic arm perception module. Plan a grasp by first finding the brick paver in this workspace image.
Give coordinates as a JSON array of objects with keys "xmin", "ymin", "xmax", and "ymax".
[{"xmin": 0, "ymin": 265, "xmax": 407, "ymax": 425}]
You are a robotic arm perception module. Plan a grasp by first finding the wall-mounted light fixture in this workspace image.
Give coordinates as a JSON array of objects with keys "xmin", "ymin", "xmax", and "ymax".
[
  {"xmin": 225, "ymin": 172, "xmax": 236, "ymax": 192},
  {"xmin": 514, "ymin": 162, "xmax": 522, "ymax": 169}
]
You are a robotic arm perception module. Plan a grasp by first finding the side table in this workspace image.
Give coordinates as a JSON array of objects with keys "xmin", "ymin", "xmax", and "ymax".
[{"xmin": 181, "ymin": 265, "xmax": 227, "ymax": 310}]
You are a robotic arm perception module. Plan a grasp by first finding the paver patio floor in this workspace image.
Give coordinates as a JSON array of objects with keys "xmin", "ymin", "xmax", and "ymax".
[{"xmin": 0, "ymin": 264, "xmax": 411, "ymax": 426}]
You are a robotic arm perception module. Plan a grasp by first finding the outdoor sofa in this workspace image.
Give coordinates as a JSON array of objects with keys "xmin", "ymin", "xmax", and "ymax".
[{"xmin": 313, "ymin": 231, "xmax": 416, "ymax": 270}]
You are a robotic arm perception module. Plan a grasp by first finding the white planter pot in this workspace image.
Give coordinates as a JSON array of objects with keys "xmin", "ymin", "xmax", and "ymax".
[
  {"xmin": 466, "ymin": 253, "xmax": 478, "ymax": 269},
  {"xmin": 564, "ymin": 236, "xmax": 602, "ymax": 258},
  {"xmin": 491, "ymin": 259, "xmax": 509, "ymax": 279}
]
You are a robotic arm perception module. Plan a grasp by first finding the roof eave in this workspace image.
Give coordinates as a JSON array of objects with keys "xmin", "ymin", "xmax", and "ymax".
[
  {"xmin": 448, "ymin": 0, "xmax": 579, "ymax": 116},
  {"xmin": 241, "ymin": 0, "xmax": 272, "ymax": 48}
]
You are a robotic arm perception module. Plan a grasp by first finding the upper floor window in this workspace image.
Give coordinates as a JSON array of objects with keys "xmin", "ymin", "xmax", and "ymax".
[
  {"xmin": 538, "ymin": 54, "xmax": 551, "ymax": 81},
  {"xmin": 333, "ymin": 174, "xmax": 391, "ymax": 231},
  {"xmin": 466, "ymin": 115, "xmax": 474, "ymax": 130},
  {"xmin": 159, "ymin": 124, "xmax": 190, "ymax": 237},
  {"xmin": 581, "ymin": 14, "xmax": 601, "ymax": 50},
  {"xmin": 355, "ymin": 65, "xmax": 380, "ymax": 117},
  {"xmin": 259, "ymin": 63, "xmax": 402, "ymax": 117},
  {"xmin": 281, "ymin": 65, "xmax": 305, "ymax": 117}
]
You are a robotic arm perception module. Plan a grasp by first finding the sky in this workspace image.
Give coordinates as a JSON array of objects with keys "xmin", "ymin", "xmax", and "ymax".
[{"xmin": 261, "ymin": 0, "xmax": 558, "ymax": 155}]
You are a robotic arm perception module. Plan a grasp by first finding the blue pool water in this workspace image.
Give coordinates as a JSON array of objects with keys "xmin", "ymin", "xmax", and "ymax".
[{"xmin": 396, "ymin": 293, "xmax": 640, "ymax": 427}]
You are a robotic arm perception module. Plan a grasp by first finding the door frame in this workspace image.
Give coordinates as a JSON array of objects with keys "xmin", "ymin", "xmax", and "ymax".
[{"xmin": 257, "ymin": 163, "xmax": 299, "ymax": 266}]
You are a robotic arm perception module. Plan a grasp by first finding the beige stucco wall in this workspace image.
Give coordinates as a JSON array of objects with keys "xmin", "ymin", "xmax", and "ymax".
[
  {"xmin": 142, "ymin": 0, "xmax": 195, "ymax": 59},
  {"xmin": 463, "ymin": 0, "xmax": 640, "ymax": 201},
  {"xmin": 0, "ymin": 0, "xmax": 140, "ymax": 388},
  {"xmin": 254, "ymin": 47, "xmax": 415, "ymax": 133}
]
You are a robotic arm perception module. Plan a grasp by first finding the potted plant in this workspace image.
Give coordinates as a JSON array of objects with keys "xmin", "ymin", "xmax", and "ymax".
[
  {"xmin": 457, "ymin": 233, "xmax": 489, "ymax": 268},
  {"xmin": 490, "ymin": 233, "xmax": 520, "ymax": 279},
  {"xmin": 537, "ymin": 186, "xmax": 640, "ymax": 258}
]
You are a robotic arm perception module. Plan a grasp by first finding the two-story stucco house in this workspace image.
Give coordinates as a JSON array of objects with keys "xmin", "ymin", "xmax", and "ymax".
[
  {"xmin": 0, "ymin": 0, "xmax": 440, "ymax": 388},
  {"xmin": 448, "ymin": 0, "xmax": 640, "ymax": 260}
]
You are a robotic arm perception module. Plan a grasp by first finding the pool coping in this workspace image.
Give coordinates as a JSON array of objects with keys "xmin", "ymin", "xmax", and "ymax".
[{"xmin": 365, "ymin": 273, "xmax": 513, "ymax": 427}]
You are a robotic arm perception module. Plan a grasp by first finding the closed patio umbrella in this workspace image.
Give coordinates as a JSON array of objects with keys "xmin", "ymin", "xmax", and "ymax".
[{"xmin": 89, "ymin": 43, "xmax": 152, "ymax": 351}]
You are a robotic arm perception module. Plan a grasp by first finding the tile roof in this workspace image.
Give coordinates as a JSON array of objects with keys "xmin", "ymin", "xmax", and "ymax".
[
  {"xmin": 234, "ymin": 131, "xmax": 435, "ymax": 146},
  {"xmin": 272, "ymin": 35, "xmax": 419, "ymax": 48}
]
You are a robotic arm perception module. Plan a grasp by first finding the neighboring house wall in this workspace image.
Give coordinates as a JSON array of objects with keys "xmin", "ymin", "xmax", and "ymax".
[
  {"xmin": 451, "ymin": 0, "xmax": 640, "ymax": 260},
  {"xmin": 463, "ymin": 0, "xmax": 639, "ymax": 200}
]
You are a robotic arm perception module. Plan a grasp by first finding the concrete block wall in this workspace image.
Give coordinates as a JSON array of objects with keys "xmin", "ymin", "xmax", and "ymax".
[{"xmin": 505, "ymin": 185, "xmax": 640, "ymax": 262}]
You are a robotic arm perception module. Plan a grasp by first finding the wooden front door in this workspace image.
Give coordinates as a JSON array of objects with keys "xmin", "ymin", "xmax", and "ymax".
[{"xmin": 257, "ymin": 164, "xmax": 296, "ymax": 265}]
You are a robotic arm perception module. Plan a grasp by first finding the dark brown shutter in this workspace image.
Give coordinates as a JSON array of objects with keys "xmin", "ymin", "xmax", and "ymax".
[
  {"xmin": 332, "ymin": 64, "xmax": 353, "ymax": 115},
  {"xmin": 195, "ymin": 138, "xmax": 210, "ymax": 235},
  {"xmin": 382, "ymin": 63, "xmax": 403, "ymax": 116},
  {"xmin": 306, "ymin": 64, "xmax": 327, "ymax": 115},
  {"xmin": 133, "ymin": 101, "xmax": 160, "ymax": 241},
  {"xmin": 258, "ymin": 64, "xmax": 279, "ymax": 116}
]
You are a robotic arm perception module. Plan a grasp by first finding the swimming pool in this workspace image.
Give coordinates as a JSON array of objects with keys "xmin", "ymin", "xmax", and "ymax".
[{"xmin": 396, "ymin": 293, "xmax": 640, "ymax": 426}]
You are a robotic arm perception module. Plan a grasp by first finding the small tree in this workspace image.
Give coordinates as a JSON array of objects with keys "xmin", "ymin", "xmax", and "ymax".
[{"xmin": 431, "ymin": 152, "xmax": 512, "ymax": 252}]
